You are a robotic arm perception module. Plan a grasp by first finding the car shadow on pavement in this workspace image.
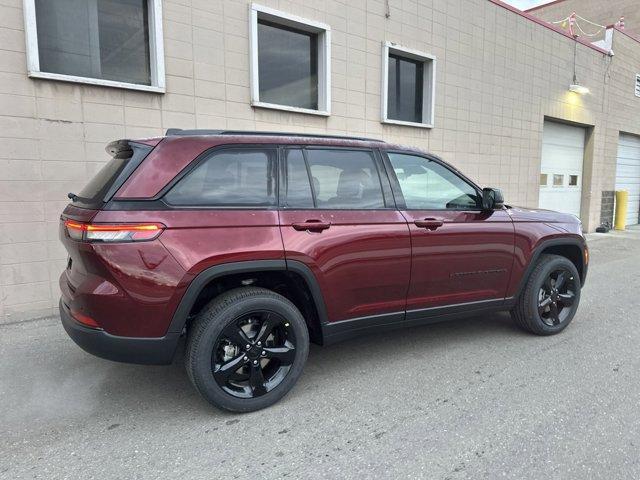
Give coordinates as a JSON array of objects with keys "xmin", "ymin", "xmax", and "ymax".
[
  {"xmin": 147, "ymin": 311, "xmax": 519, "ymax": 411},
  {"xmin": 39, "ymin": 311, "xmax": 521, "ymax": 420}
]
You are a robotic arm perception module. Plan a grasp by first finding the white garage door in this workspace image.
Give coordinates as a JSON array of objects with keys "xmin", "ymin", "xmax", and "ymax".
[
  {"xmin": 615, "ymin": 133, "xmax": 640, "ymax": 226},
  {"xmin": 538, "ymin": 120, "xmax": 585, "ymax": 219}
]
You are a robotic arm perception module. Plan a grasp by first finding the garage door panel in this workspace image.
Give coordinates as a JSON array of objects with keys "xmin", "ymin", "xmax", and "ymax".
[
  {"xmin": 617, "ymin": 141, "xmax": 640, "ymax": 152},
  {"xmin": 541, "ymin": 122, "xmax": 585, "ymax": 146},
  {"xmin": 539, "ymin": 121, "xmax": 585, "ymax": 219},
  {"xmin": 541, "ymin": 146, "xmax": 583, "ymax": 168},
  {"xmin": 615, "ymin": 178, "xmax": 640, "ymax": 189},
  {"xmin": 616, "ymin": 133, "xmax": 640, "ymax": 226},
  {"xmin": 616, "ymin": 164, "xmax": 640, "ymax": 176}
]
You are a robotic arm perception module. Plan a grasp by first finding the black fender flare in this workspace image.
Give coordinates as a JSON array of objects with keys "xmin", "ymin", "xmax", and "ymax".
[
  {"xmin": 512, "ymin": 237, "xmax": 587, "ymax": 301},
  {"xmin": 167, "ymin": 259, "xmax": 329, "ymax": 334}
]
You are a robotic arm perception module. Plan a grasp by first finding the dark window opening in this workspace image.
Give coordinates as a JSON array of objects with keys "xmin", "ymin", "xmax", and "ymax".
[
  {"xmin": 387, "ymin": 54, "xmax": 424, "ymax": 123},
  {"xmin": 258, "ymin": 19, "xmax": 318, "ymax": 110},
  {"xmin": 35, "ymin": 0, "xmax": 151, "ymax": 85}
]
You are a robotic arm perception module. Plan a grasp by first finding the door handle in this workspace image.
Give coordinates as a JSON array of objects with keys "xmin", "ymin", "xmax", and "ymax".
[
  {"xmin": 414, "ymin": 218, "xmax": 444, "ymax": 230},
  {"xmin": 292, "ymin": 220, "xmax": 331, "ymax": 232}
]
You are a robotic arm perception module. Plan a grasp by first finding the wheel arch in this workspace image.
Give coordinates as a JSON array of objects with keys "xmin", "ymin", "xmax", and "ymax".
[
  {"xmin": 168, "ymin": 260, "xmax": 329, "ymax": 345},
  {"xmin": 514, "ymin": 237, "xmax": 587, "ymax": 299}
]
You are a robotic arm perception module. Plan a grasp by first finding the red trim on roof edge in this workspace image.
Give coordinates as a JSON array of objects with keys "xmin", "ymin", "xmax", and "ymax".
[
  {"xmin": 524, "ymin": 0, "xmax": 568, "ymax": 13},
  {"xmin": 613, "ymin": 25, "xmax": 640, "ymax": 46},
  {"xmin": 489, "ymin": 0, "xmax": 611, "ymax": 55}
]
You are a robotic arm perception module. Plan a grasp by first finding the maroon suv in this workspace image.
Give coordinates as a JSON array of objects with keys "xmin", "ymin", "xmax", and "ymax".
[{"xmin": 59, "ymin": 130, "xmax": 588, "ymax": 412}]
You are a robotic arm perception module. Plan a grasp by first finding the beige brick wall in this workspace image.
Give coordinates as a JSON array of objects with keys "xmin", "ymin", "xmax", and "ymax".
[
  {"xmin": 1, "ymin": 0, "xmax": 640, "ymax": 322},
  {"xmin": 529, "ymin": 0, "xmax": 639, "ymax": 35}
]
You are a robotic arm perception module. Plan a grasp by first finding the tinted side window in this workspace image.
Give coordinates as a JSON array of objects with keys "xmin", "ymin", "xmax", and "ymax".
[
  {"xmin": 283, "ymin": 149, "xmax": 314, "ymax": 208},
  {"xmin": 388, "ymin": 153, "xmax": 480, "ymax": 210},
  {"xmin": 305, "ymin": 149, "xmax": 385, "ymax": 209},
  {"xmin": 165, "ymin": 149, "xmax": 277, "ymax": 206}
]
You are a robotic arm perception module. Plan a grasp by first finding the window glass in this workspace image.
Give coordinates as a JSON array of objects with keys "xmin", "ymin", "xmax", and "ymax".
[
  {"xmin": 569, "ymin": 175, "xmax": 578, "ymax": 186},
  {"xmin": 165, "ymin": 149, "xmax": 277, "ymax": 207},
  {"xmin": 540, "ymin": 173, "xmax": 548, "ymax": 186},
  {"xmin": 284, "ymin": 149, "xmax": 314, "ymax": 208},
  {"xmin": 387, "ymin": 54, "xmax": 424, "ymax": 123},
  {"xmin": 388, "ymin": 153, "xmax": 480, "ymax": 210},
  {"xmin": 35, "ymin": 0, "xmax": 151, "ymax": 85},
  {"xmin": 78, "ymin": 142, "xmax": 151, "ymax": 207},
  {"xmin": 258, "ymin": 20, "xmax": 318, "ymax": 110},
  {"xmin": 553, "ymin": 174, "xmax": 564, "ymax": 186},
  {"xmin": 305, "ymin": 150, "xmax": 385, "ymax": 209}
]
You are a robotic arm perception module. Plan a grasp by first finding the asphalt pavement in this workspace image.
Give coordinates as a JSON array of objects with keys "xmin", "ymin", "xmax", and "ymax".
[{"xmin": 1, "ymin": 228, "xmax": 639, "ymax": 479}]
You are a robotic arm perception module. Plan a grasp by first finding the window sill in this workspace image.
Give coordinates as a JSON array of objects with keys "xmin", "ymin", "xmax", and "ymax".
[
  {"xmin": 252, "ymin": 101, "xmax": 330, "ymax": 117},
  {"xmin": 28, "ymin": 71, "xmax": 165, "ymax": 93},
  {"xmin": 382, "ymin": 118, "xmax": 433, "ymax": 129}
]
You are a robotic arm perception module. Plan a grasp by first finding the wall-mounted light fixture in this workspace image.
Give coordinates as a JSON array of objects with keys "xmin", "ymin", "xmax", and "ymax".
[
  {"xmin": 569, "ymin": 83, "xmax": 589, "ymax": 94},
  {"xmin": 568, "ymin": 40, "xmax": 589, "ymax": 95}
]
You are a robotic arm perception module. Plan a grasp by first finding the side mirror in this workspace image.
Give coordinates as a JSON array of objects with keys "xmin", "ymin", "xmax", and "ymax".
[{"xmin": 482, "ymin": 188, "xmax": 505, "ymax": 210}]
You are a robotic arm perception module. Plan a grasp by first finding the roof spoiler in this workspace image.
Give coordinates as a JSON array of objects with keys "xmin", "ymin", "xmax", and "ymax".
[{"xmin": 105, "ymin": 139, "xmax": 133, "ymax": 156}]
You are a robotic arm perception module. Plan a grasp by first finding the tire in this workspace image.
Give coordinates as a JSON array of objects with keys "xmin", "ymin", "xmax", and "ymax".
[
  {"xmin": 185, "ymin": 287, "xmax": 309, "ymax": 412},
  {"xmin": 511, "ymin": 254, "xmax": 581, "ymax": 335}
]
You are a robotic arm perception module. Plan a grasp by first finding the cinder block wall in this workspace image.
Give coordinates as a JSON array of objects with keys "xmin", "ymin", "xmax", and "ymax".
[
  {"xmin": 1, "ymin": 0, "xmax": 640, "ymax": 322},
  {"xmin": 529, "ymin": 0, "xmax": 639, "ymax": 34}
]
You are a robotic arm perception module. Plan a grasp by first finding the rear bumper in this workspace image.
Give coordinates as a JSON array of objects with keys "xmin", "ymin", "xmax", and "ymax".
[{"xmin": 59, "ymin": 299, "xmax": 181, "ymax": 365}]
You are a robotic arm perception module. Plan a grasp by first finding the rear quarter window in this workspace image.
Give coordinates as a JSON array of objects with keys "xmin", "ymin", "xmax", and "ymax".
[{"xmin": 164, "ymin": 148, "xmax": 278, "ymax": 207}]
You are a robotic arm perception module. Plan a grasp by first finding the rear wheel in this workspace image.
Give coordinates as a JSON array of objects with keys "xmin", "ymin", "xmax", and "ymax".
[
  {"xmin": 185, "ymin": 287, "xmax": 309, "ymax": 412},
  {"xmin": 511, "ymin": 254, "xmax": 581, "ymax": 335}
]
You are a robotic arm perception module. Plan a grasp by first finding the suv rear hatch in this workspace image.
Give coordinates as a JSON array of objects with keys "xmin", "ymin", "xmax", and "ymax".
[{"xmin": 59, "ymin": 139, "xmax": 158, "ymax": 324}]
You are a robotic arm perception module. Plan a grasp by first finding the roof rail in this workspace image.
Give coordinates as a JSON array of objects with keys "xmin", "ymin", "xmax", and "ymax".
[{"xmin": 164, "ymin": 128, "xmax": 384, "ymax": 143}]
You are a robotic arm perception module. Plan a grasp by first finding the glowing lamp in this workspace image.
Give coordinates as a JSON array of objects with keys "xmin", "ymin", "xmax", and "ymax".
[{"xmin": 568, "ymin": 83, "xmax": 589, "ymax": 95}]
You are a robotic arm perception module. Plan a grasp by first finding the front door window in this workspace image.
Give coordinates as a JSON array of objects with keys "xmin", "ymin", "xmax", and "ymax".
[{"xmin": 387, "ymin": 153, "xmax": 480, "ymax": 210}]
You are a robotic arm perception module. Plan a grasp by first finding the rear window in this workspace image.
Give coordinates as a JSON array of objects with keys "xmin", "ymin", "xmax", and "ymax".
[
  {"xmin": 74, "ymin": 140, "xmax": 152, "ymax": 208},
  {"xmin": 164, "ymin": 148, "xmax": 278, "ymax": 207},
  {"xmin": 305, "ymin": 149, "xmax": 385, "ymax": 209}
]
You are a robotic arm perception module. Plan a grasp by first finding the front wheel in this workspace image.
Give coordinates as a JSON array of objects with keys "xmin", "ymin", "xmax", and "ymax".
[
  {"xmin": 511, "ymin": 254, "xmax": 581, "ymax": 335},
  {"xmin": 185, "ymin": 287, "xmax": 309, "ymax": 412}
]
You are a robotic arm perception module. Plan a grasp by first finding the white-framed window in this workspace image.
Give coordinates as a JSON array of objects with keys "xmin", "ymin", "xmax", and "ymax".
[
  {"xmin": 568, "ymin": 174, "xmax": 579, "ymax": 187},
  {"xmin": 635, "ymin": 74, "xmax": 640, "ymax": 97},
  {"xmin": 381, "ymin": 42, "xmax": 436, "ymax": 128},
  {"xmin": 540, "ymin": 173, "xmax": 548, "ymax": 187},
  {"xmin": 23, "ymin": 0, "xmax": 165, "ymax": 93},
  {"xmin": 249, "ymin": 4, "xmax": 331, "ymax": 116},
  {"xmin": 553, "ymin": 174, "xmax": 564, "ymax": 187}
]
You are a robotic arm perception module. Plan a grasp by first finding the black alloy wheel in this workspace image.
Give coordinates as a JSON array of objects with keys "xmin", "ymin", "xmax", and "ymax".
[
  {"xmin": 511, "ymin": 253, "xmax": 582, "ymax": 335},
  {"xmin": 537, "ymin": 268, "xmax": 577, "ymax": 326},
  {"xmin": 185, "ymin": 287, "xmax": 309, "ymax": 412},
  {"xmin": 213, "ymin": 311, "xmax": 296, "ymax": 398}
]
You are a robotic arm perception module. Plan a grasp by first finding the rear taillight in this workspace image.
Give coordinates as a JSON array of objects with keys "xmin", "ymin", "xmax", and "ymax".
[
  {"xmin": 64, "ymin": 220, "xmax": 164, "ymax": 242},
  {"xmin": 64, "ymin": 220, "xmax": 85, "ymax": 240}
]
